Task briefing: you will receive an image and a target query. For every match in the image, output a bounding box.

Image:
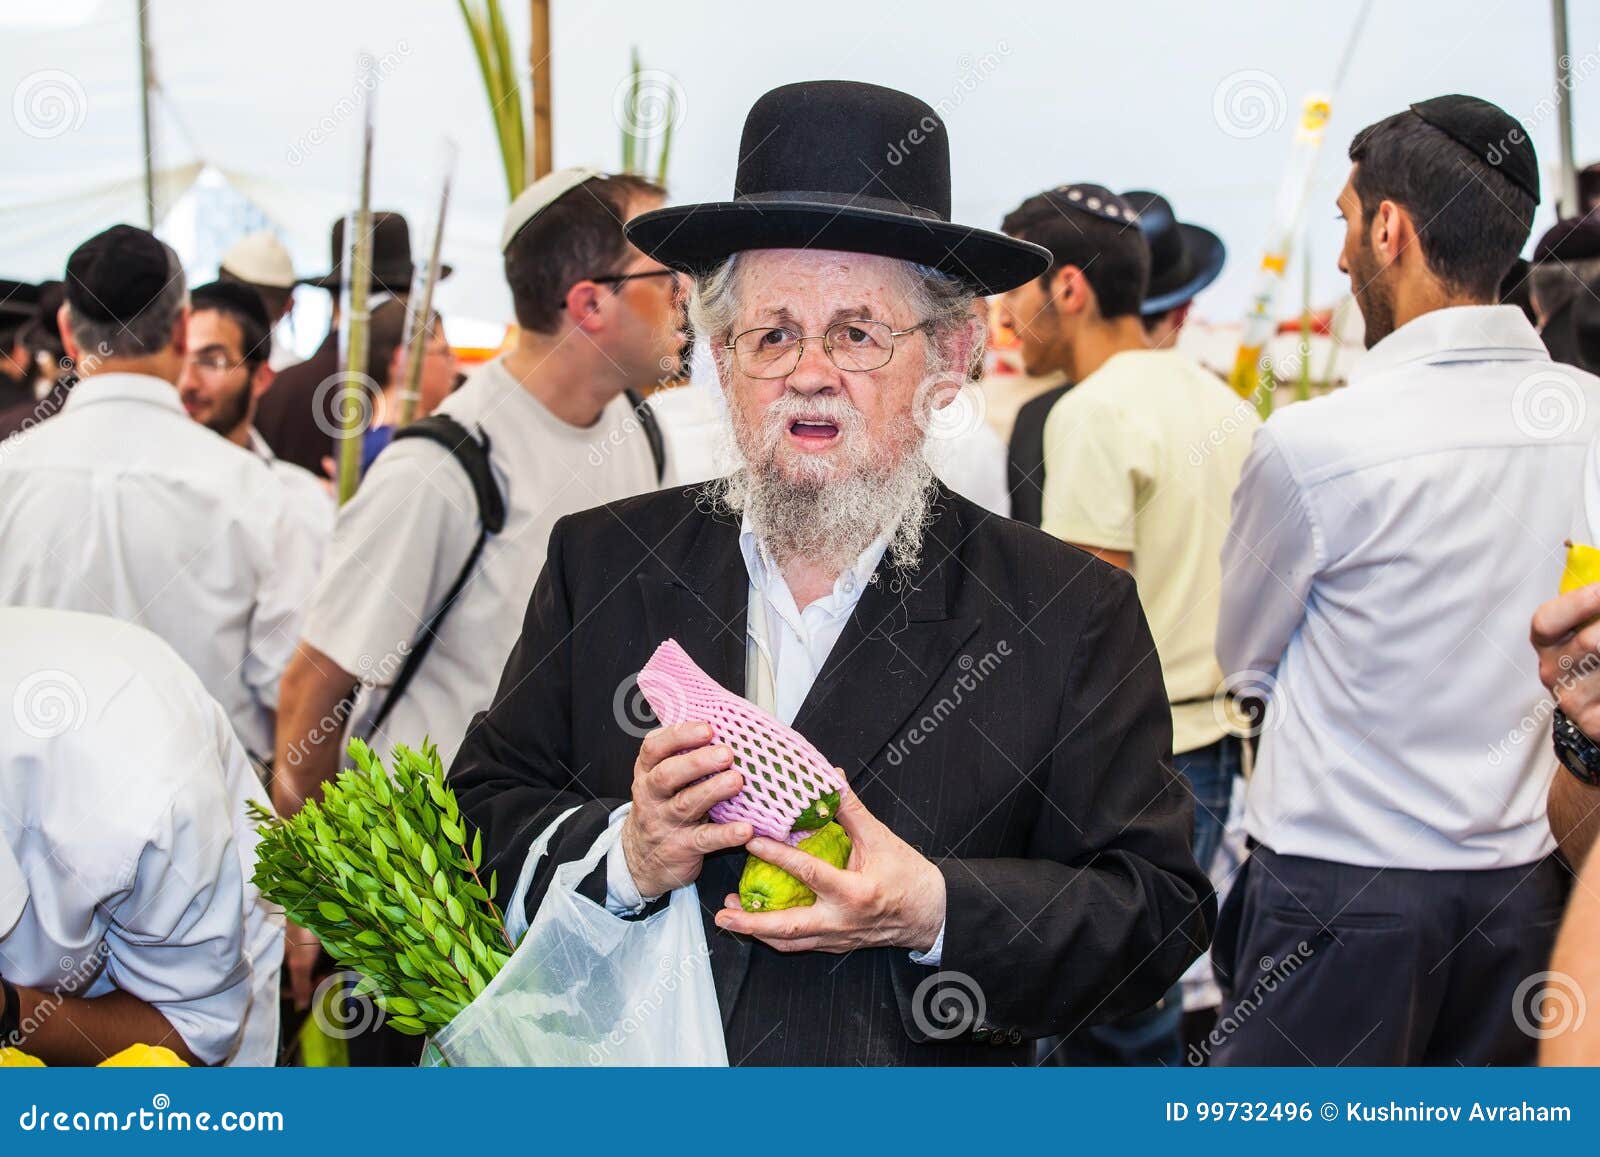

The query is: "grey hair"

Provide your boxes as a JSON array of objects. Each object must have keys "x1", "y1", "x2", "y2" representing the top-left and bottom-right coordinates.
[
  {"x1": 688, "y1": 252, "x2": 984, "y2": 380},
  {"x1": 1530, "y1": 256, "x2": 1600, "y2": 320},
  {"x1": 66, "y1": 249, "x2": 189, "y2": 361}
]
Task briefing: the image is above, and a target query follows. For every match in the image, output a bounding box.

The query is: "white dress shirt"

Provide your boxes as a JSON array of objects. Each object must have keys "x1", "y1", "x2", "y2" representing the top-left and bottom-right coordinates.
[
  {"x1": 249, "y1": 426, "x2": 336, "y2": 543},
  {"x1": 0, "y1": 607, "x2": 283, "y2": 1065},
  {"x1": 0, "y1": 373, "x2": 322, "y2": 759},
  {"x1": 1219, "y1": 305, "x2": 1600, "y2": 869},
  {"x1": 603, "y1": 516, "x2": 945, "y2": 964}
]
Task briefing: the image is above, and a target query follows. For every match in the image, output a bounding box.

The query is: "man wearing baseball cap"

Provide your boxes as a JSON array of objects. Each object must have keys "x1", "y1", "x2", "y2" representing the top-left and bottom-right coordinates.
[
  {"x1": 219, "y1": 230, "x2": 299, "y2": 371},
  {"x1": 0, "y1": 224, "x2": 322, "y2": 768}
]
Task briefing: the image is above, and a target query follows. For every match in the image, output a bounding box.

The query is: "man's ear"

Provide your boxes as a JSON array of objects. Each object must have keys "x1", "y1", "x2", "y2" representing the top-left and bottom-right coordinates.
[
  {"x1": 250, "y1": 363, "x2": 276, "y2": 401},
  {"x1": 1371, "y1": 199, "x2": 1412, "y2": 266},
  {"x1": 1052, "y1": 266, "x2": 1092, "y2": 318},
  {"x1": 56, "y1": 303, "x2": 79, "y2": 364},
  {"x1": 170, "y1": 305, "x2": 191, "y2": 358},
  {"x1": 563, "y1": 280, "x2": 604, "y2": 333}
]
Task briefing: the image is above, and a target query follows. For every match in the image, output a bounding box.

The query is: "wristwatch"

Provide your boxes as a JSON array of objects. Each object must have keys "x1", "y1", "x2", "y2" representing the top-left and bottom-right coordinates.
[{"x1": 1553, "y1": 709, "x2": 1600, "y2": 787}]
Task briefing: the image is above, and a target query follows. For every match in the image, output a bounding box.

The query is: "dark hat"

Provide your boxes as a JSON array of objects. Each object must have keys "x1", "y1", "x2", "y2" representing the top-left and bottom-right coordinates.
[
  {"x1": 1121, "y1": 190, "x2": 1226, "y2": 315},
  {"x1": 301, "y1": 211, "x2": 453, "y2": 294},
  {"x1": 1409, "y1": 94, "x2": 1540, "y2": 204},
  {"x1": 625, "y1": 80, "x2": 1049, "y2": 295},
  {"x1": 64, "y1": 224, "x2": 178, "y2": 325},
  {"x1": 190, "y1": 278, "x2": 272, "y2": 331},
  {"x1": 1534, "y1": 215, "x2": 1600, "y2": 265},
  {"x1": 0, "y1": 279, "x2": 41, "y2": 324}
]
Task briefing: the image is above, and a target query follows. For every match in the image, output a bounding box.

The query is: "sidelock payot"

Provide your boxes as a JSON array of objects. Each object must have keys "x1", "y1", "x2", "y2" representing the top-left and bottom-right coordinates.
[{"x1": 635, "y1": 639, "x2": 846, "y2": 841}]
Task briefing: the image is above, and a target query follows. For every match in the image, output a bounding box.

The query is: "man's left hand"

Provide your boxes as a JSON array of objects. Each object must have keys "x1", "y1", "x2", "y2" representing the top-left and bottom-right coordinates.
[{"x1": 713, "y1": 786, "x2": 946, "y2": 954}]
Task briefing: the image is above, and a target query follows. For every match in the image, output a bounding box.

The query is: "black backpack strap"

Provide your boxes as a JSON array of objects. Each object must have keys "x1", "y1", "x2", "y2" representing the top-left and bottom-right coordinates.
[
  {"x1": 361, "y1": 415, "x2": 505, "y2": 741},
  {"x1": 625, "y1": 387, "x2": 667, "y2": 483}
]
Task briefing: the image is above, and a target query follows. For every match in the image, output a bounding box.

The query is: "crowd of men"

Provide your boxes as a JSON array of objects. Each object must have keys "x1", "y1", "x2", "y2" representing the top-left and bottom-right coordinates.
[{"x1": 5, "y1": 78, "x2": 1600, "y2": 1068}]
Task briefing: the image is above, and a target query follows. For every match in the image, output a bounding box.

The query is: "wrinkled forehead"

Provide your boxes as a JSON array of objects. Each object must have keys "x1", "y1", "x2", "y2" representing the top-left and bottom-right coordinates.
[{"x1": 735, "y1": 249, "x2": 917, "y2": 325}]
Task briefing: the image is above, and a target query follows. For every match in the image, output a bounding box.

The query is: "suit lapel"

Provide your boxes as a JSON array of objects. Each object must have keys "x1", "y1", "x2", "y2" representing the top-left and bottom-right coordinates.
[
  {"x1": 791, "y1": 489, "x2": 981, "y2": 781},
  {"x1": 634, "y1": 504, "x2": 752, "y2": 1028}
]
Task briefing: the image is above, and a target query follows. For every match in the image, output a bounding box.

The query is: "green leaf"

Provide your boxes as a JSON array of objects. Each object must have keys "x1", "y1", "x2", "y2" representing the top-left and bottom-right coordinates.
[{"x1": 317, "y1": 900, "x2": 347, "y2": 923}]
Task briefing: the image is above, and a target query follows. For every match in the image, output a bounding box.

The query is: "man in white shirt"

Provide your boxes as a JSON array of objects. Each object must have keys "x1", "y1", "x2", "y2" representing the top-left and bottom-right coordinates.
[
  {"x1": 1215, "y1": 96, "x2": 1598, "y2": 1065},
  {"x1": 0, "y1": 226, "x2": 321, "y2": 764},
  {"x1": 180, "y1": 280, "x2": 335, "y2": 543},
  {"x1": 0, "y1": 607, "x2": 282, "y2": 1065},
  {"x1": 272, "y1": 168, "x2": 678, "y2": 1024},
  {"x1": 997, "y1": 182, "x2": 1255, "y2": 1066}
]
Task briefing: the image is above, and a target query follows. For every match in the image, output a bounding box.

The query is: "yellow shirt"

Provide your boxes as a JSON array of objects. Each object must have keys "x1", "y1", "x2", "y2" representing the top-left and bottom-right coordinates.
[{"x1": 1041, "y1": 349, "x2": 1260, "y2": 754}]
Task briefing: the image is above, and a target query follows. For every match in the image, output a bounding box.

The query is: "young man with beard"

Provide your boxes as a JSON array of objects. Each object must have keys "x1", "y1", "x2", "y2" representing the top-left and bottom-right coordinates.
[
  {"x1": 272, "y1": 169, "x2": 678, "y2": 1029},
  {"x1": 996, "y1": 184, "x2": 1254, "y2": 1066},
  {"x1": 1214, "y1": 96, "x2": 1600, "y2": 1065},
  {"x1": 450, "y1": 82, "x2": 1213, "y2": 1067},
  {"x1": 181, "y1": 280, "x2": 334, "y2": 542}
]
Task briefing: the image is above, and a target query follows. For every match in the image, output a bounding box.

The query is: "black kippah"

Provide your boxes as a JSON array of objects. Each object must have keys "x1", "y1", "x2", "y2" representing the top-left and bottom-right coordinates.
[
  {"x1": 1409, "y1": 94, "x2": 1540, "y2": 204},
  {"x1": 64, "y1": 224, "x2": 175, "y2": 325},
  {"x1": 190, "y1": 279, "x2": 271, "y2": 331}
]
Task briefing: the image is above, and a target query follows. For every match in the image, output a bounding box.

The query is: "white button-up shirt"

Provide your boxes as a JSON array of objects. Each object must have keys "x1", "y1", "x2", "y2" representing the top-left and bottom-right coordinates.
[
  {"x1": 1219, "y1": 305, "x2": 1600, "y2": 869},
  {"x1": 0, "y1": 607, "x2": 283, "y2": 1065},
  {"x1": 249, "y1": 426, "x2": 336, "y2": 544},
  {"x1": 0, "y1": 373, "x2": 321, "y2": 759}
]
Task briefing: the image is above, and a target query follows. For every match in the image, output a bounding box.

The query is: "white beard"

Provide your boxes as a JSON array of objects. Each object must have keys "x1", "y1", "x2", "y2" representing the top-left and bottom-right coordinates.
[{"x1": 713, "y1": 389, "x2": 937, "y2": 575}]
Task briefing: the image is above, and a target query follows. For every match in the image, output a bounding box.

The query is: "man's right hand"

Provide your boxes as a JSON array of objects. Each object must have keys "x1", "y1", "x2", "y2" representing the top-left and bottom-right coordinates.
[
  {"x1": 1533, "y1": 582, "x2": 1600, "y2": 739},
  {"x1": 285, "y1": 921, "x2": 324, "y2": 1012},
  {"x1": 619, "y1": 722, "x2": 750, "y2": 900}
]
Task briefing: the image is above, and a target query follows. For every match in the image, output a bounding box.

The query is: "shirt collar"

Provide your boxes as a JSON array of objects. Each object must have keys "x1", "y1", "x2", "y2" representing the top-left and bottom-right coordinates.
[
  {"x1": 248, "y1": 426, "x2": 277, "y2": 463},
  {"x1": 737, "y1": 513, "x2": 889, "y2": 612},
  {"x1": 1348, "y1": 305, "x2": 1548, "y2": 388},
  {"x1": 61, "y1": 371, "x2": 186, "y2": 416}
]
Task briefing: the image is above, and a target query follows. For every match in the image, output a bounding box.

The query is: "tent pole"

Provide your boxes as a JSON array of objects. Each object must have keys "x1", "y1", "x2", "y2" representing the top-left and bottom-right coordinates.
[
  {"x1": 529, "y1": 0, "x2": 552, "y2": 181},
  {"x1": 137, "y1": 0, "x2": 156, "y2": 228},
  {"x1": 1553, "y1": 0, "x2": 1578, "y2": 215}
]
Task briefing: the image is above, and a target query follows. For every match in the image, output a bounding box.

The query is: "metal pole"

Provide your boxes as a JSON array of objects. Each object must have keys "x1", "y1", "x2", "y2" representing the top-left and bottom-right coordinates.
[
  {"x1": 136, "y1": 0, "x2": 156, "y2": 229},
  {"x1": 1553, "y1": 0, "x2": 1578, "y2": 216}
]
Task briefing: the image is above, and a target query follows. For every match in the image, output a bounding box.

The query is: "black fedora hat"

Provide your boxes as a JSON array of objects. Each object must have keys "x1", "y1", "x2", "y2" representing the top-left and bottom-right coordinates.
[
  {"x1": 625, "y1": 80, "x2": 1048, "y2": 296},
  {"x1": 301, "y1": 210, "x2": 453, "y2": 295},
  {"x1": 1121, "y1": 190, "x2": 1225, "y2": 316}
]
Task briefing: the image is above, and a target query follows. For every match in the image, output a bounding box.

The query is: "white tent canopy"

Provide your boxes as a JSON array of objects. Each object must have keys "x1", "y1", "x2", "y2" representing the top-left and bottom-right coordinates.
[{"x1": 5, "y1": 0, "x2": 1599, "y2": 329}]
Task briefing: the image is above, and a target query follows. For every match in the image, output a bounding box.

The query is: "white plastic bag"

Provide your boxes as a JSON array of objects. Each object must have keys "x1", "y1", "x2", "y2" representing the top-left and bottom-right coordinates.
[{"x1": 432, "y1": 807, "x2": 728, "y2": 1066}]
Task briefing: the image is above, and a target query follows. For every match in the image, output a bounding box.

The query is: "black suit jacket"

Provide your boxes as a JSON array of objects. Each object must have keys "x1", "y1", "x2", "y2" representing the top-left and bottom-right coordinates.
[
  {"x1": 1006, "y1": 383, "x2": 1072, "y2": 529},
  {"x1": 255, "y1": 332, "x2": 338, "y2": 475},
  {"x1": 451, "y1": 483, "x2": 1213, "y2": 1065}
]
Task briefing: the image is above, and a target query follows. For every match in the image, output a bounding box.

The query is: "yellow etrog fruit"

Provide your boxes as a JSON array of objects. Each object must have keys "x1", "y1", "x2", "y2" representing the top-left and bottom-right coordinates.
[
  {"x1": 97, "y1": 1044, "x2": 188, "y2": 1067},
  {"x1": 739, "y1": 821, "x2": 852, "y2": 912},
  {"x1": 0, "y1": 1047, "x2": 44, "y2": 1067},
  {"x1": 1561, "y1": 541, "x2": 1600, "y2": 594}
]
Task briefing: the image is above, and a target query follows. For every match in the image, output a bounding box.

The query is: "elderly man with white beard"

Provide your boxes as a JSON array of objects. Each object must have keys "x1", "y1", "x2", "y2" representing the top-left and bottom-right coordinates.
[{"x1": 450, "y1": 81, "x2": 1213, "y2": 1066}]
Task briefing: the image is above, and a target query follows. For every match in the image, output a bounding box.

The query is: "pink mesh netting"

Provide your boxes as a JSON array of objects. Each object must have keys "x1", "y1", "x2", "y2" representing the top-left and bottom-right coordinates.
[{"x1": 636, "y1": 638, "x2": 845, "y2": 841}]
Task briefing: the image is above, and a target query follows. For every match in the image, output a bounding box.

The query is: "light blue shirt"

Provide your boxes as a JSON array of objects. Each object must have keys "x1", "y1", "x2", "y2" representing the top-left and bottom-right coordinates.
[{"x1": 604, "y1": 516, "x2": 944, "y2": 964}]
